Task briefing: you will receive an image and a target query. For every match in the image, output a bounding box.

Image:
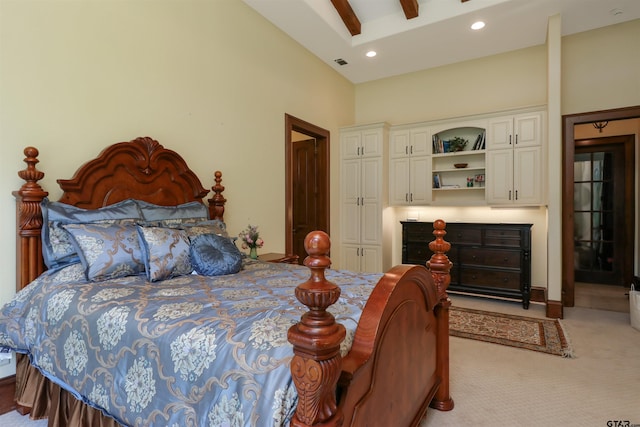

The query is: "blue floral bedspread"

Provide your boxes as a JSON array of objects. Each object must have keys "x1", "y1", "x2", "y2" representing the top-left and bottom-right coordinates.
[{"x1": 0, "y1": 259, "x2": 382, "y2": 427}]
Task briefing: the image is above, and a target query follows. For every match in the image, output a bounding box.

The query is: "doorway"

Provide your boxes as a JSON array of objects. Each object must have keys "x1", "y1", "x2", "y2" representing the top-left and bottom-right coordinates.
[
  {"x1": 573, "y1": 136, "x2": 634, "y2": 286},
  {"x1": 562, "y1": 105, "x2": 640, "y2": 307},
  {"x1": 285, "y1": 114, "x2": 330, "y2": 263}
]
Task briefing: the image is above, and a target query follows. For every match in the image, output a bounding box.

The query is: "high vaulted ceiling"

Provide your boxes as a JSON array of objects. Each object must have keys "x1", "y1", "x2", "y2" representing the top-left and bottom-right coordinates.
[{"x1": 242, "y1": 0, "x2": 640, "y2": 84}]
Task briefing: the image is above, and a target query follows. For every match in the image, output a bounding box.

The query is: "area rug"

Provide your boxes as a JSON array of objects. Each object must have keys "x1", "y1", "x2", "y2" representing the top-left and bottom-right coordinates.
[{"x1": 449, "y1": 306, "x2": 575, "y2": 358}]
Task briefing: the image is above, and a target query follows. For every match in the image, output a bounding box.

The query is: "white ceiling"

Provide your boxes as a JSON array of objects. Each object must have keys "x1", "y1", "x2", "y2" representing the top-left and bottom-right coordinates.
[{"x1": 242, "y1": 0, "x2": 640, "y2": 84}]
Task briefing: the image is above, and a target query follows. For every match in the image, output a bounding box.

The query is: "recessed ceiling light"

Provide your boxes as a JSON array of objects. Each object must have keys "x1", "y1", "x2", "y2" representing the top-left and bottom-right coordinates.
[
  {"x1": 471, "y1": 21, "x2": 485, "y2": 30},
  {"x1": 366, "y1": 50, "x2": 377, "y2": 58}
]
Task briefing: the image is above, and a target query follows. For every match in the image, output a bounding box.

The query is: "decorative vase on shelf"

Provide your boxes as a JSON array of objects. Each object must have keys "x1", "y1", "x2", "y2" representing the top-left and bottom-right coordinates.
[{"x1": 249, "y1": 247, "x2": 258, "y2": 260}]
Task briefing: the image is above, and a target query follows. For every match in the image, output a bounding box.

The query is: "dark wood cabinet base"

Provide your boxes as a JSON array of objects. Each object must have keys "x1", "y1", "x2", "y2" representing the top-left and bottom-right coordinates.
[{"x1": 402, "y1": 221, "x2": 532, "y2": 308}]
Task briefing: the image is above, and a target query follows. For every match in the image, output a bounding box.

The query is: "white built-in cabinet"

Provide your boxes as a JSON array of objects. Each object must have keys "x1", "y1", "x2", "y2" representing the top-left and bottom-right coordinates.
[
  {"x1": 486, "y1": 112, "x2": 545, "y2": 205},
  {"x1": 430, "y1": 121, "x2": 487, "y2": 205},
  {"x1": 340, "y1": 123, "x2": 389, "y2": 273},
  {"x1": 389, "y1": 126, "x2": 431, "y2": 205},
  {"x1": 385, "y1": 107, "x2": 546, "y2": 207}
]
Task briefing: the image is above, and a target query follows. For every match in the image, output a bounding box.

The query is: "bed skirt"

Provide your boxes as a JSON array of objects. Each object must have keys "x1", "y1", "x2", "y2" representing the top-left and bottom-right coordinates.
[{"x1": 15, "y1": 354, "x2": 119, "y2": 427}]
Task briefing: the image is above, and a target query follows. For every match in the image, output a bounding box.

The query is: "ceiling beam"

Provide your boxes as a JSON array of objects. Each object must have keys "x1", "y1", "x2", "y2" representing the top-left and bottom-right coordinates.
[
  {"x1": 330, "y1": 0, "x2": 361, "y2": 36},
  {"x1": 399, "y1": 0, "x2": 419, "y2": 19}
]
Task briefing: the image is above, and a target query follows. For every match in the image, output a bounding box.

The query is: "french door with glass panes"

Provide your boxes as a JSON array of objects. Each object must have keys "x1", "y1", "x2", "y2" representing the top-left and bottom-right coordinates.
[{"x1": 573, "y1": 138, "x2": 633, "y2": 286}]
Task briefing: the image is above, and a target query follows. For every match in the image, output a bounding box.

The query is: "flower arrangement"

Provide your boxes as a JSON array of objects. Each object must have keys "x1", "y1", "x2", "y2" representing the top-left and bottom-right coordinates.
[{"x1": 239, "y1": 224, "x2": 264, "y2": 259}]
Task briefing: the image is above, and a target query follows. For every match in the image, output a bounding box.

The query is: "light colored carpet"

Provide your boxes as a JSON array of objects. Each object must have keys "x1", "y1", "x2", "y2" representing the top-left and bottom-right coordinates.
[
  {"x1": 422, "y1": 295, "x2": 639, "y2": 426},
  {"x1": 2, "y1": 295, "x2": 637, "y2": 427}
]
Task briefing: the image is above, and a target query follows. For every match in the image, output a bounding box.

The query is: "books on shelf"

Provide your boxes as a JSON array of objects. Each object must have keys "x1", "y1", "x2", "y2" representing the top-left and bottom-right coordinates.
[
  {"x1": 433, "y1": 173, "x2": 441, "y2": 188},
  {"x1": 432, "y1": 130, "x2": 485, "y2": 153},
  {"x1": 471, "y1": 131, "x2": 486, "y2": 150}
]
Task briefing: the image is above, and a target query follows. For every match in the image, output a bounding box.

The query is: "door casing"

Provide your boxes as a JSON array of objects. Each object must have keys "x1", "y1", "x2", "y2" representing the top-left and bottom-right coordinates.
[
  {"x1": 562, "y1": 105, "x2": 640, "y2": 306},
  {"x1": 285, "y1": 114, "x2": 330, "y2": 261}
]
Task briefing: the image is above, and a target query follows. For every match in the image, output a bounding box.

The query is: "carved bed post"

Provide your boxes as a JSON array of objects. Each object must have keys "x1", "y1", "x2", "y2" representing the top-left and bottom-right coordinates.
[
  {"x1": 13, "y1": 147, "x2": 48, "y2": 292},
  {"x1": 288, "y1": 231, "x2": 346, "y2": 427},
  {"x1": 426, "y1": 219, "x2": 455, "y2": 411},
  {"x1": 208, "y1": 170, "x2": 226, "y2": 221}
]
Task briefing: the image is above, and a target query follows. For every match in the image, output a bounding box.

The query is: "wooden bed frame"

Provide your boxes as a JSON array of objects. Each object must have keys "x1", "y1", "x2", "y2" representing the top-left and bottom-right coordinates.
[{"x1": 13, "y1": 137, "x2": 454, "y2": 426}]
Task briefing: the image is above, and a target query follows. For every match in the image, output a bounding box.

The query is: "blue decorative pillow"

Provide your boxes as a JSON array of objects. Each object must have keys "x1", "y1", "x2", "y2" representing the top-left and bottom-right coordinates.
[
  {"x1": 183, "y1": 220, "x2": 229, "y2": 239},
  {"x1": 137, "y1": 226, "x2": 193, "y2": 282},
  {"x1": 63, "y1": 223, "x2": 145, "y2": 282},
  {"x1": 190, "y1": 233, "x2": 243, "y2": 276},
  {"x1": 136, "y1": 200, "x2": 209, "y2": 226},
  {"x1": 41, "y1": 198, "x2": 143, "y2": 269}
]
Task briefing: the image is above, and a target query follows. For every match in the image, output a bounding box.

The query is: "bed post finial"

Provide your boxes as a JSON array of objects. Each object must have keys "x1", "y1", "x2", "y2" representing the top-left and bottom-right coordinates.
[
  {"x1": 288, "y1": 231, "x2": 345, "y2": 427},
  {"x1": 13, "y1": 147, "x2": 49, "y2": 291},
  {"x1": 427, "y1": 219, "x2": 454, "y2": 411},
  {"x1": 208, "y1": 171, "x2": 226, "y2": 221},
  {"x1": 427, "y1": 219, "x2": 452, "y2": 297}
]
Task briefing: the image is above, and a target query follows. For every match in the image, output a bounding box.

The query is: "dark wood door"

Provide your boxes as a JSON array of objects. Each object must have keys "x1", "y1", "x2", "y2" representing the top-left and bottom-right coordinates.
[
  {"x1": 574, "y1": 136, "x2": 634, "y2": 286},
  {"x1": 291, "y1": 139, "x2": 327, "y2": 263},
  {"x1": 285, "y1": 114, "x2": 330, "y2": 264}
]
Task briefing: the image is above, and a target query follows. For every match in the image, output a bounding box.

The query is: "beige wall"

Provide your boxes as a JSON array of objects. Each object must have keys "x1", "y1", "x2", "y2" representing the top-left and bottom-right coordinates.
[
  {"x1": 0, "y1": 0, "x2": 355, "y2": 313},
  {"x1": 562, "y1": 20, "x2": 640, "y2": 115}
]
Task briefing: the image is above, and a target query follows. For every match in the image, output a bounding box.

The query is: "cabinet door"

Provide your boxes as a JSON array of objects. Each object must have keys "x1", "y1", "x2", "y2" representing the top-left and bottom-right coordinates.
[
  {"x1": 487, "y1": 117, "x2": 514, "y2": 150},
  {"x1": 361, "y1": 202, "x2": 381, "y2": 246},
  {"x1": 390, "y1": 157, "x2": 411, "y2": 205},
  {"x1": 361, "y1": 128, "x2": 383, "y2": 157},
  {"x1": 341, "y1": 131, "x2": 362, "y2": 159},
  {"x1": 361, "y1": 245, "x2": 382, "y2": 273},
  {"x1": 514, "y1": 113, "x2": 542, "y2": 148},
  {"x1": 513, "y1": 146, "x2": 542, "y2": 205},
  {"x1": 486, "y1": 149, "x2": 514, "y2": 204},
  {"x1": 410, "y1": 127, "x2": 431, "y2": 156},
  {"x1": 361, "y1": 157, "x2": 382, "y2": 245},
  {"x1": 341, "y1": 245, "x2": 362, "y2": 272},
  {"x1": 390, "y1": 130, "x2": 410, "y2": 159},
  {"x1": 341, "y1": 159, "x2": 361, "y2": 244},
  {"x1": 361, "y1": 157, "x2": 381, "y2": 205},
  {"x1": 409, "y1": 156, "x2": 431, "y2": 205}
]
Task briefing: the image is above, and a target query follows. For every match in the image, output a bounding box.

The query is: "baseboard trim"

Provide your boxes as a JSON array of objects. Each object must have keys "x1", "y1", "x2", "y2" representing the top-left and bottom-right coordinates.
[
  {"x1": 0, "y1": 375, "x2": 16, "y2": 415},
  {"x1": 546, "y1": 299, "x2": 564, "y2": 319},
  {"x1": 530, "y1": 286, "x2": 546, "y2": 304}
]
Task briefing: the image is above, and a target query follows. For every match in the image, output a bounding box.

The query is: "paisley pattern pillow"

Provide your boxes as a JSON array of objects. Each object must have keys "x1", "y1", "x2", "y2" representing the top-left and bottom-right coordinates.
[
  {"x1": 137, "y1": 226, "x2": 193, "y2": 282},
  {"x1": 190, "y1": 234, "x2": 243, "y2": 276},
  {"x1": 183, "y1": 220, "x2": 230, "y2": 239},
  {"x1": 41, "y1": 198, "x2": 143, "y2": 269},
  {"x1": 63, "y1": 223, "x2": 145, "y2": 282},
  {"x1": 136, "y1": 200, "x2": 208, "y2": 224}
]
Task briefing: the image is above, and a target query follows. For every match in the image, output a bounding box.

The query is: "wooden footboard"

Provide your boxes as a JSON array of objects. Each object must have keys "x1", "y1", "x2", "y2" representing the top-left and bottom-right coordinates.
[{"x1": 288, "y1": 222, "x2": 453, "y2": 427}]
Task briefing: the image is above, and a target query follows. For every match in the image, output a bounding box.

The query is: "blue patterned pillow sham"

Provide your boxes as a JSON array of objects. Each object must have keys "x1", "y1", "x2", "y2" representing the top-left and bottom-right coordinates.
[
  {"x1": 182, "y1": 219, "x2": 229, "y2": 239},
  {"x1": 63, "y1": 223, "x2": 145, "y2": 282},
  {"x1": 137, "y1": 226, "x2": 193, "y2": 282},
  {"x1": 136, "y1": 200, "x2": 209, "y2": 226},
  {"x1": 190, "y1": 233, "x2": 243, "y2": 276},
  {"x1": 41, "y1": 198, "x2": 143, "y2": 269}
]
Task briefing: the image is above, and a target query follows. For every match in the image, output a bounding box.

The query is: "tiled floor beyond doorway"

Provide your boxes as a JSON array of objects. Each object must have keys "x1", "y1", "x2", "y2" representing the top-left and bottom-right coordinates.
[{"x1": 574, "y1": 281, "x2": 630, "y2": 313}]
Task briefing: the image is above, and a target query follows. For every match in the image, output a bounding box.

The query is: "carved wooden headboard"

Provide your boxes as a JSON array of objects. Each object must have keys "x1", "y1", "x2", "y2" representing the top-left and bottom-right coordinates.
[{"x1": 14, "y1": 136, "x2": 227, "y2": 290}]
